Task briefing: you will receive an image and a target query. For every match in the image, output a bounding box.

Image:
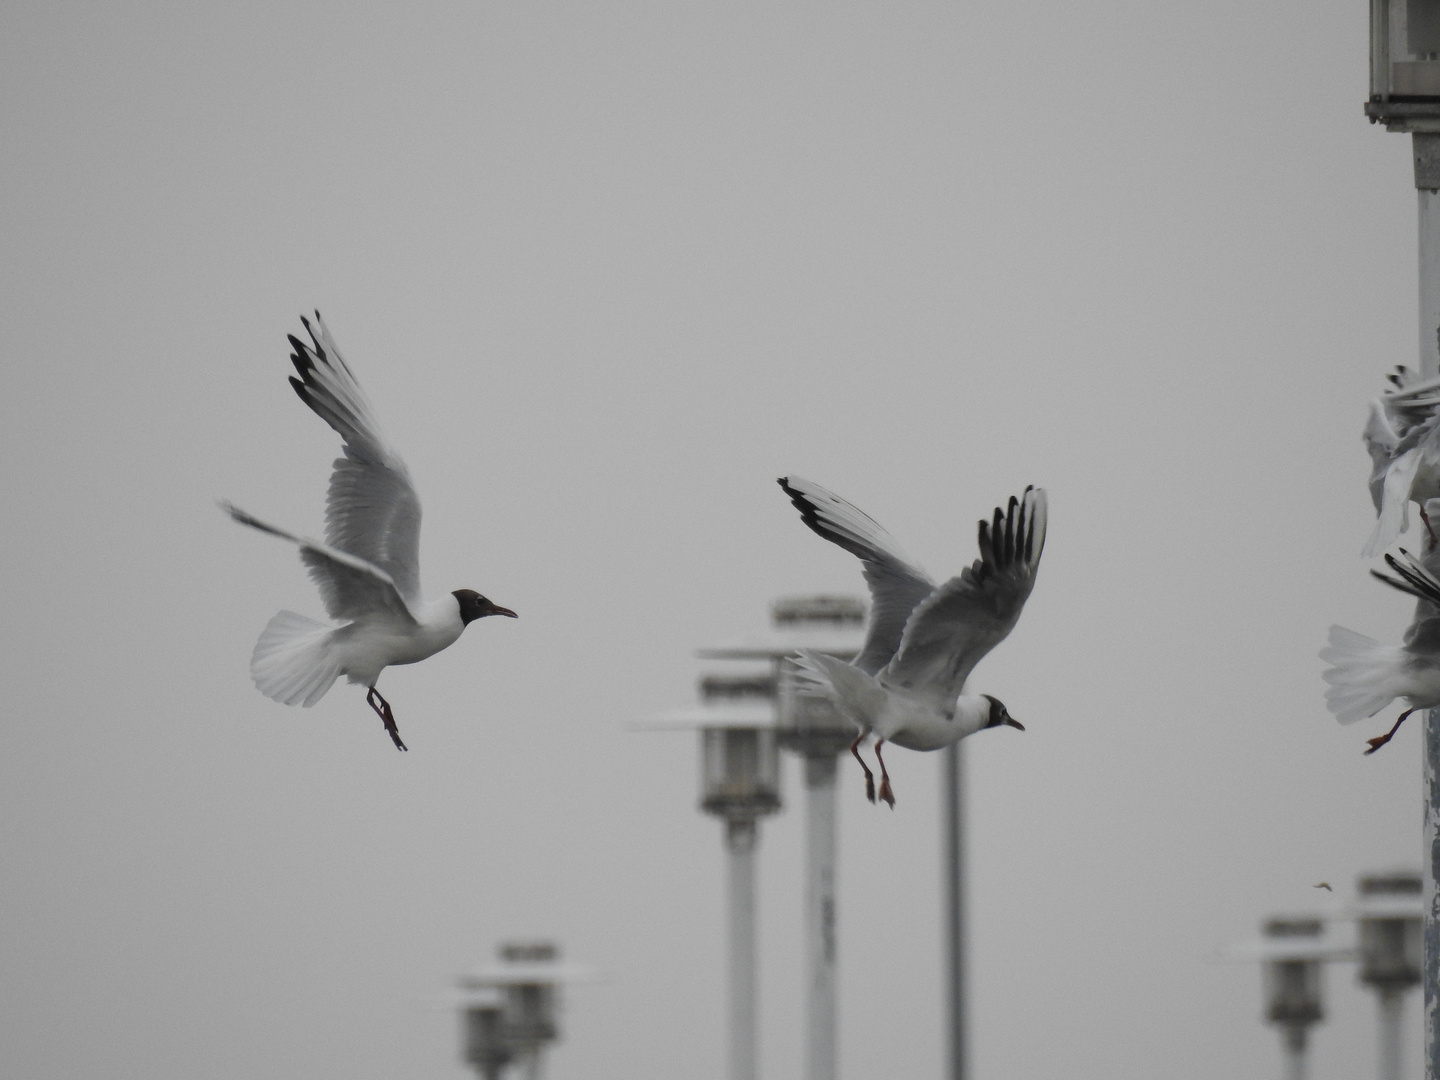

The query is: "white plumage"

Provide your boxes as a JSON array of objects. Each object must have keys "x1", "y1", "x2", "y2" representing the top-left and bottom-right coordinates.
[
  {"x1": 777, "y1": 476, "x2": 1046, "y2": 806},
  {"x1": 1322, "y1": 525, "x2": 1440, "y2": 753},
  {"x1": 224, "y1": 313, "x2": 516, "y2": 750},
  {"x1": 1362, "y1": 365, "x2": 1440, "y2": 557}
]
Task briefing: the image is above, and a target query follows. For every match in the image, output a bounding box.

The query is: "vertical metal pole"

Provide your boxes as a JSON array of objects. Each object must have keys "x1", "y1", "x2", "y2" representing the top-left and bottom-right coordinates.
[
  {"x1": 727, "y1": 818, "x2": 760, "y2": 1080},
  {"x1": 1282, "y1": 1027, "x2": 1308, "y2": 1080},
  {"x1": 942, "y1": 741, "x2": 967, "y2": 1080},
  {"x1": 1380, "y1": 989, "x2": 1405, "y2": 1080},
  {"x1": 1416, "y1": 130, "x2": 1440, "y2": 1080},
  {"x1": 805, "y1": 753, "x2": 839, "y2": 1080}
]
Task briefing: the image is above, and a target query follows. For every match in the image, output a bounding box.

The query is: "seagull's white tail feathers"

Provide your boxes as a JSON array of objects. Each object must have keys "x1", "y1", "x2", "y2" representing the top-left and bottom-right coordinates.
[
  {"x1": 791, "y1": 649, "x2": 884, "y2": 728},
  {"x1": 251, "y1": 610, "x2": 342, "y2": 707},
  {"x1": 1320, "y1": 626, "x2": 1404, "y2": 724}
]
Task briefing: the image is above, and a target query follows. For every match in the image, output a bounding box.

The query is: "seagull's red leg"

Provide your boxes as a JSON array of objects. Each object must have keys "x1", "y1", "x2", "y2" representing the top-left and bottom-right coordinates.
[
  {"x1": 367, "y1": 686, "x2": 409, "y2": 752},
  {"x1": 875, "y1": 738, "x2": 895, "y2": 809},
  {"x1": 1365, "y1": 707, "x2": 1416, "y2": 755},
  {"x1": 849, "y1": 733, "x2": 876, "y2": 804},
  {"x1": 1423, "y1": 506, "x2": 1439, "y2": 546}
]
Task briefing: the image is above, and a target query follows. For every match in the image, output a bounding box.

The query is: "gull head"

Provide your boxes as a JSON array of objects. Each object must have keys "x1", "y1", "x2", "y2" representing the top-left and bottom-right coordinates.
[
  {"x1": 453, "y1": 589, "x2": 519, "y2": 624},
  {"x1": 981, "y1": 694, "x2": 1025, "y2": 732}
]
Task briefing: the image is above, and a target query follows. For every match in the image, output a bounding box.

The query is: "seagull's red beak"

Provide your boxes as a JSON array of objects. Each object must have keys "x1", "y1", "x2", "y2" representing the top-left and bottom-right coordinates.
[
  {"x1": 1004, "y1": 716, "x2": 1025, "y2": 731},
  {"x1": 487, "y1": 604, "x2": 519, "y2": 619}
]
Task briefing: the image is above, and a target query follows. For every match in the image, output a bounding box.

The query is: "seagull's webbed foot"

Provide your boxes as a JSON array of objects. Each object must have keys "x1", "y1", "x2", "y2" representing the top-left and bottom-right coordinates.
[
  {"x1": 849, "y1": 733, "x2": 876, "y2": 804},
  {"x1": 874, "y1": 738, "x2": 895, "y2": 809},
  {"x1": 1365, "y1": 707, "x2": 1416, "y2": 755},
  {"x1": 367, "y1": 686, "x2": 409, "y2": 752}
]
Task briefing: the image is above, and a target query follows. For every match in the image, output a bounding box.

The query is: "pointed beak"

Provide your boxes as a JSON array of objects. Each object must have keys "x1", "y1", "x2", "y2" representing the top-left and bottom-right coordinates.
[
  {"x1": 1004, "y1": 716, "x2": 1025, "y2": 731},
  {"x1": 488, "y1": 604, "x2": 519, "y2": 619}
]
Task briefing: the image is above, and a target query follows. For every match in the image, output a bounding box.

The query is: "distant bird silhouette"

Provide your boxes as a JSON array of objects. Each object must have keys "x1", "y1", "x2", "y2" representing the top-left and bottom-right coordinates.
[
  {"x1": 777, "y1": 476, "x2": 1045, "y2": 807},
  {"x1": 224, "y1": 313, "x2": 516, "y2": 750}
]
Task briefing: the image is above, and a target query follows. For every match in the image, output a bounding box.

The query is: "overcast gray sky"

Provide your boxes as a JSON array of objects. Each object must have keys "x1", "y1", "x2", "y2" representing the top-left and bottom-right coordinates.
[{"x1": 0, "y1": 2, "x2": 1428, "y2": 1078}]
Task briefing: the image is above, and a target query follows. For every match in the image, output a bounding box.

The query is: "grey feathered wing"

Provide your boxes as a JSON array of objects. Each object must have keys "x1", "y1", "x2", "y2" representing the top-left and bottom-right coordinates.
[
  {"x1": 880, "y1": 487, "x2": 1047, "y2": 708},
  {"x1": 288, "y1": 312, "x2": 423, "y2": 610},
  {"x1": 222, "y1": 502, "x2": 417, "y2": 627},
  {"x1": 777, "y1": 476, "x2": 936, "y2": 675}
]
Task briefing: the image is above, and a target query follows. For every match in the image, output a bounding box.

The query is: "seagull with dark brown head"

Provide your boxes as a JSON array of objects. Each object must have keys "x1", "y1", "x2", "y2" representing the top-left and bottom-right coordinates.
[
  {"x1": 777, "y1": 476, "x2": 1046, "y2": 807},
  {"x1": 223, "y1": 312, "x2": 516, "y2": 750}
]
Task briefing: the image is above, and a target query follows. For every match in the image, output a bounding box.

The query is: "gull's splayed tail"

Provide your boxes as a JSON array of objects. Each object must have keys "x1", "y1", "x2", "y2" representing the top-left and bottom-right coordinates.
[
  {"x1": 1320, "y1": 625, "x2": 1404, "y2": 724},
  {"x1": 250, "y1": 610, "x2": 342, "y2": 707},
  {"x1": 790, "y1": 649, "x2": 886, "y2": 725}
]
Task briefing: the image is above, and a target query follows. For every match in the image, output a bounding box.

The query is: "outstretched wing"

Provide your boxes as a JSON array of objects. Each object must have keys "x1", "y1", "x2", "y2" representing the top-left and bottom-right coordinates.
[
  {"x1": 288, "y1": 313, "x2": 423, "y2": 606},
  {"x1": 777, "y1": 476, "x2": 936, "y2": 675},
  {"x1": 223, "y1": 502, "x2": 417, "y2": 626},
  {"x1": 881, "y1": 486, "x2": 1047, "y2": 705}
]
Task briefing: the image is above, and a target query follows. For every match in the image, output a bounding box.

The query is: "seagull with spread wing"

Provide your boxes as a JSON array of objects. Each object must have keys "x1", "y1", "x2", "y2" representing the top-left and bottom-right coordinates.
[
  {"x1": 1322, "y1": 521, "x2": 1440, "y2": 754},
  {"x1": 223, "y1": 313, "x2": 516, "y2": 751},
  {"x1": 777, "y1": 476, "x2": 1046, "y2": 807}
]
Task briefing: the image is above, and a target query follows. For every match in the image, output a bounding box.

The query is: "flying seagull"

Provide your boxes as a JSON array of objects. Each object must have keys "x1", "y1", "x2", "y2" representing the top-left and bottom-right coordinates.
[
  {"x1": 1321, "y1": 527, "x2": 1440, "y2": 754},
  {"x1": 223, "y1": 312, "x2": 516, "y2": 750},
  {"x1": 776, "y1": 476, "x2": 1046, "y2": 807},
  {"x1": 1362, "y1": 364, "x2": 1440, "y2": 557}
]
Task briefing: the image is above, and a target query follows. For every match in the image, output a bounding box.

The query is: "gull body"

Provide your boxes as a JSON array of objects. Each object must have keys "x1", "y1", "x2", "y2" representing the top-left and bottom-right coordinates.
[
  {"x1": 225, "y1": 313, "x2": 516, "y2": 750},
  {"x1": 778, "y1": 476, "x2": 1046, "y2": 805}
]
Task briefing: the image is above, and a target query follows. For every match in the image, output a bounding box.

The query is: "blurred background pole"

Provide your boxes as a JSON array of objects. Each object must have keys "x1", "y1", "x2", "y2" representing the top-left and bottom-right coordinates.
[
  {"x1": 942, "y1": 741, "x2": 967, "y2": 1080},
  {"x1": 803, "y1": 751, "x2": 839, "y2": 1080},
  {"x1": 697, "y1": 679, "x2": 783, "y2": 1080},
  {"x1": 1260, "y1": 918, "x2": 1326, "y2": 1080},
  {"x1": 456, "y1": 941, "x2": 593, "y2": 1080},
  {"x1": 697, "y1": 596, "x2": 862, "y2": 1080},
  {"x1": 1365, "y1": 9, "x2": 1440, "y2": 1075},
  {"x1": 1356, "y1": 871, "x2": 1424, "y2": 1080},
  {"x1": 769, "y1": 596, "x2": 865, "y2": 1080}
]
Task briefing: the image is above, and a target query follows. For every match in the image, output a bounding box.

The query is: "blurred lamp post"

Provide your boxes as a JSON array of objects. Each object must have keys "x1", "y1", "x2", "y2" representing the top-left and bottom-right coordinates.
[
  {"x1": 701, "y1": 595, "x2": 864, "y2": 1080},
  {"x1": 693, "y1": 671, "x2": 783, "y2": 1080},
  {"x1": 1260, "y1": 917, "x2": 1327, "y2": 1080},
  {"x1": 1366, "y1": 10, "x2": 1440, "y2": 1074},
  {"x1": 1355, "y1": 871, "x2": 1424, "y2": 1080},
  {"x1": 461, "y1": 985, "x2": 514, "y2": 1080},
  {"x1": 457, "y1": 941, "x2": 592, "y2": 1080}
]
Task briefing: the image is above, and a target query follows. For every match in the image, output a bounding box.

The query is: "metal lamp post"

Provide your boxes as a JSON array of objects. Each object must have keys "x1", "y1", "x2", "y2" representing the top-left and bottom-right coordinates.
[
  {"x1": 700, "y1": 595, "x2": 864, "y2": 1080},
  {"x1": 1355, "y1": 871, "x2": 1424, "y2": 1080},
  {"x1": 1367, "y1": 11, "x2": 1440, "y2": 1074},
  {"x1": 1261, "y1": 918, "x2": 1327, "y2": 1080},
  {"x1": 1223, "y1": 914, "x2": 1341, "y2": 1080},
  {"x1": 461, "y1": 985, "x2": 514, "y2": 1080},
  {"x1": 457, "y1": 941, "x2": 592, "y2": 1080},
  {"x1": 697, "y1": 673, "x2": 783, "y2": 1080}
]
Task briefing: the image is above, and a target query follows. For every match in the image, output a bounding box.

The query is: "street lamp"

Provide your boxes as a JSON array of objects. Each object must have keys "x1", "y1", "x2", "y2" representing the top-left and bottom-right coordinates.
[
  {"x1": 1364, "y1": 8, "x2": 1440, "y2": 1074},
  {"x1": 1222, "y1": 914, "x2": 1341, "y2": 1080},
  {"x1": 1354, "y1": 871, "x2": 1424, "y2": 1080},
  {"x1": 461, "y1": 985, "x2": 514, "y2": 1080},
  {"x1": 699, "y1": 595, "x2": 864, "y2": 1080},
  {"x1": 1261, "y1": 918, "x2": 1327, "y2": 1080},
  {"x1": 695, "y1": 672, "x2": 783, "y2": 1080},
  {"x1": 457, "y1": 941, "x2": 592, "y2": 1080}
]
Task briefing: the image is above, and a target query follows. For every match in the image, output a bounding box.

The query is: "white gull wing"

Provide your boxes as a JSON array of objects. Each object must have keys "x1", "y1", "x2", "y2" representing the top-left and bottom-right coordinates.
[
  {"x1": 778, "y1": 476, "x2": 936, "y2": 675},
  {"x1": 288, "y1": 313, "x2": 423, "y2": 606},
  {"x1": 880, "y1": 486, "x2": 1047, "y2": 707},
  {"x1": 222, "y1": 502, "x2": 418, "y2": 626},
  {"x1": 1363, "y1": 398, "x2": 1401, "y2": 514}
]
